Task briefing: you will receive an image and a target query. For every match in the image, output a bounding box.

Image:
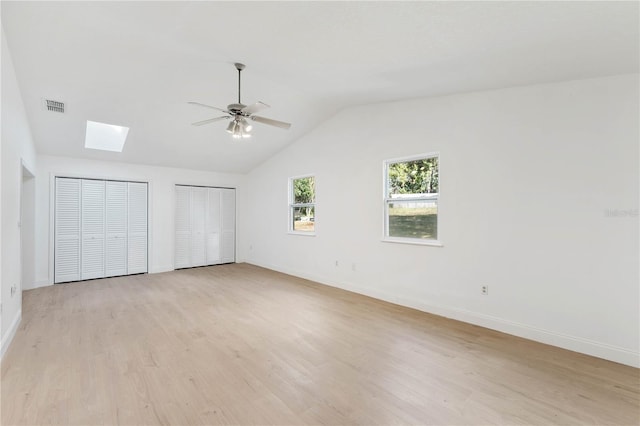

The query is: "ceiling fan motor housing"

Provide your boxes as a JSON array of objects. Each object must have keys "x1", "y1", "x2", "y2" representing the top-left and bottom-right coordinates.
[{"x1": 227, "y1": 103, "x2": 247, "y2": 114}]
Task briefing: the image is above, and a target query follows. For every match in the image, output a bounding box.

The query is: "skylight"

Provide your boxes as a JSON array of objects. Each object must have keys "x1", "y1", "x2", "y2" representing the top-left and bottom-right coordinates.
[{"x1": 84, "y1": 120, "x2": 129, "y2": 152}]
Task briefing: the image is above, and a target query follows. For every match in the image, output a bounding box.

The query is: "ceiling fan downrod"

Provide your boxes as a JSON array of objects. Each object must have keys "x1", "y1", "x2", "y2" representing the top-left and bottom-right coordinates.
[{"x1": 235, "y1": 62, "x2": 245, "y2": 105}]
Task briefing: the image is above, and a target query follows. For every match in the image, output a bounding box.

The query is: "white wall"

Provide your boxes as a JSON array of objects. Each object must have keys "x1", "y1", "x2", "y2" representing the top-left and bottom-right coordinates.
[
  {"x1": 0, "y1": 31, "x2": 3, "y2": 348},
  {"x1": 245, "y1": 74, "x2": 640, "y2": 367},
  {"x1": 1, "y1": 27, "x2": 38, "y2": 356},
  {"x1": 34, "y1": 156, "x2": 247, "y2": 288}
]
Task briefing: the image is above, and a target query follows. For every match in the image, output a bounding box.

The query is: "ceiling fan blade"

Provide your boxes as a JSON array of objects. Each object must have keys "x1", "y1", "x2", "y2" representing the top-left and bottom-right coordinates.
[
  {"x1": 191, "y1": 116, "x2": 229, "y2": 126},
  {"x1": 188, "y1": 102, "x2": 229, "y2": 113},
  {"x1": 251, "y1": 115, "x2": 291, "y2": 129},
  {"x1": 241, "y1": 101, "x2": 270, "y2": 115}
]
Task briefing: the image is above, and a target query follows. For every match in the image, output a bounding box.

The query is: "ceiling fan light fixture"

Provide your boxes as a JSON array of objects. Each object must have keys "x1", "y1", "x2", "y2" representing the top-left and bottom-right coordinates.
[
  {"x1": 239, "y1": 118, "x2": 252, "y2": 133},
  {"x1": 228, "y1": 118, "x2": 251, "y2": 140}
]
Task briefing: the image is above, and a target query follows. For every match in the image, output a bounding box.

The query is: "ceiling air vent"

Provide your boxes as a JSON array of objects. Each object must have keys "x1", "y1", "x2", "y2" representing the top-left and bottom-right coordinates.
[{"x1": 44, "y1": 99, "x2": 65, "y2": 113}]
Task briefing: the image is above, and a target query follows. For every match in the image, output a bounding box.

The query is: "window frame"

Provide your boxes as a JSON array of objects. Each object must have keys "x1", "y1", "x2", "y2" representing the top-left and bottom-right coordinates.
[
  {"x1": 288, "y1": 174, "x2": 316, "y2": 236},
  {"x1": 382, "y1": 152, "x2": 442, "y2": 246}
]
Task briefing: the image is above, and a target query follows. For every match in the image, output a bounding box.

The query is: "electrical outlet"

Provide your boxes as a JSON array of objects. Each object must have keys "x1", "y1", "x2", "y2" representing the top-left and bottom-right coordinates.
[
  {"x1": 481, "y1": 285, "x2": 489, "y2": 295},
  {"x1": 11, "y1": 285, "x2": 16, "y2": 297},
  {"x1": 335, "y1": 260, "x2": 339, "y2": 267}
]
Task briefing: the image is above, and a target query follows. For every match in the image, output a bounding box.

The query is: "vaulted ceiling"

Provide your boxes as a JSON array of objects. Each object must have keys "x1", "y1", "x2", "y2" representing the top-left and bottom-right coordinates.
[{"x1": 2, "y1": 1, "x2": 638, "y2": 173}]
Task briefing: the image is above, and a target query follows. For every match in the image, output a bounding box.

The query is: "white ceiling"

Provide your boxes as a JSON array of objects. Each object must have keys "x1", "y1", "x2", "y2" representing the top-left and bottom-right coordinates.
[{"x1": 2, "y1": 1, "x2": 638, "y2": 173}]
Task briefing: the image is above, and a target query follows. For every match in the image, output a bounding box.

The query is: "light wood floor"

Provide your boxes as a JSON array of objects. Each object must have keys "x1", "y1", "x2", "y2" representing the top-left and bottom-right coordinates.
[{"x1": 1, "y1": 264, "x2": 638, "y2": 425}]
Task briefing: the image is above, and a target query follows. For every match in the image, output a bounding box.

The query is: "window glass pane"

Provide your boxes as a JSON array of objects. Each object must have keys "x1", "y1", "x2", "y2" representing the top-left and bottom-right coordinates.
[
  {"x1": 293, "y1": 177, "x2": 315, "y2": 204},
  {"x1": 388, "y1": 157, "x2": 438, "y2": 196},
  {"x1": 388, "y1": 200, "x2": 437, "y2": 240},
  {"x1": 292, "y1": 206, "x2": 315, "y2": 232}
]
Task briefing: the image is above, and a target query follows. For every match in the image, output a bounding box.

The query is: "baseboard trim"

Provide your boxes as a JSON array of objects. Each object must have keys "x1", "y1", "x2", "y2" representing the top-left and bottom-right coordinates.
[
  {"x1": 151, "y1": 265, "x2": 175, "y2": 274},
  {"x1": 248, "y1": 259, "x2": 640, "y2": 368},
  {"x1": 28, "y1": 280, "x2": 49, "y2": 290},
  {"x1": 395, "y1": 297, "x2": 640, "y2": 368},
  {"x1": 1, "y1": 309, "x2": 22, "y2": 360}
]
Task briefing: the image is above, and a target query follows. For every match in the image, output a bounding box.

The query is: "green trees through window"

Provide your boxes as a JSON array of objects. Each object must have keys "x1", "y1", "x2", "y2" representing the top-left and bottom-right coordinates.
[
  {"x1": 290, "y1": 176, "x2": 315, "y2": 232},
  {"x1": 385, "y1": 155, "x2": 439, "y2": 241},
  {"x1": 388, "y1": 158, "x2": 438, "y2": 195}
]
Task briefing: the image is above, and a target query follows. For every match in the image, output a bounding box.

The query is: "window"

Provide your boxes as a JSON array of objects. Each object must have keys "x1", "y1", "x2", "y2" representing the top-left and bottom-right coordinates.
[
  {"x1": 383, "y1": 153, "x2": 440, "y2": 245},
  {"x1": 289, "y1": 176, "x2": 315, "y2": 234}
]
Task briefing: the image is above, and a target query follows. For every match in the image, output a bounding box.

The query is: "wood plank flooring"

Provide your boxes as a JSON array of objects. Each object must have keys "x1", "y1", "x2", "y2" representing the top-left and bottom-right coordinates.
[{"x1": 1, "y1": 263, "x2": 638, "y2": 425}]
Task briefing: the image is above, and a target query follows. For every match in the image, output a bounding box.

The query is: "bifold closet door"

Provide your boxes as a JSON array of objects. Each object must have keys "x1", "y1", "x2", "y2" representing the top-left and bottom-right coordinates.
[
  {"x1": 175, "y1": 186, "x2": 191, "y2": 269},
  {"x1": 55, "y1": 178, "x2": 81, "y2": 283},
  {"x1": 221, "y1": 188, "x2": 236, "y2": 263},
  {"x1": 105, "y1": 181, "x2": 128, "y2": 277},
  {"x1": 206, "y1": 188, "x2": 222, "y2": 265},
  {"x1": 190, "y1": 187, "x2": 207, "y2": 267},
  {"x1": 55, "y1": 178, "x2": 148, "y2": 283},
  {"x1": 81, "y1": 180, "x2": 106, "y2": 280},
  {"x1": 127, "y1": 182, "x2": 148, "y2": 274},
  {"x1": 174, "y1": 185, "x2": 235, "y2": 269}
]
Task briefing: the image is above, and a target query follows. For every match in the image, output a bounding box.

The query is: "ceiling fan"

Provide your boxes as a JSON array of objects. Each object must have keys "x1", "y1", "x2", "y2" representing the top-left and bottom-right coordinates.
[{"x1": 189, "y1": 63, "x2": 291, "y2": 139}]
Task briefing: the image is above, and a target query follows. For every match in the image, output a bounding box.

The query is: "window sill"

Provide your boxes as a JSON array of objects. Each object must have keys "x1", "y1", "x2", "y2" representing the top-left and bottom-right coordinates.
[
  {"x1": 288, "y1": 231, "x2": 316, "y2": 237},
  {"x1": 381, "y1": 237, "x2": 443, "y2": 247}
]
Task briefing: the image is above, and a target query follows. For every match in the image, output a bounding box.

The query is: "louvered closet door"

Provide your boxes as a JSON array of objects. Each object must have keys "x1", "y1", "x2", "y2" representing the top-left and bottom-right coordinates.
[
  {"x1": 81, "y1": 180, "x2": 106, "y2": 280},
  {"x1": 105, "y1": 181, "x2": 128, "y2": 277},
  {"x1": 127, "y1": 182, "x2": 148, "y2": 274},
  {"x1": 55, "y1": 178, "x2": 81, "y2": 283},
  {"x1": 190, "y1": 187, "x2": 207, "y2": 267},
  {"x1": 206, "y1": 188, "x2": 222, "y2": 265},
  {"x1": 221, "y1": 189, "x2": 236, "y2": 263},
  {"x1": 175, "y1": 186, "x2": 191, "y2": 269}
]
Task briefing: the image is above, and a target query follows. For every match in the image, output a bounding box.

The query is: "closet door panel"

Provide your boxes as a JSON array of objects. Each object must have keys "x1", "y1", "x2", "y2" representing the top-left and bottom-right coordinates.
[
  {"x1": 105, "y1": 181, "x2": 128, "y2": 277},
  {"x1": 206, "y1": 188, "x2": 221, "y2": 265},
  {"x1": 55, "y1": 178, "x2": 81, "y2": 283},
  {"x1": 128, "y1": 182, "x2": 148, "y2": 274},
  {"x1": 174, "y1": 186, "x2": 191, "y2": 269},
  {"x1": 221, "y1": 189, "x2": 236, "y2": 263},
  {"x1": 81, "y1": 180, "x2": 105, "y2": 280},
  {"x1": 190, "y1": 187, "x2": 207, "y2": 267}
]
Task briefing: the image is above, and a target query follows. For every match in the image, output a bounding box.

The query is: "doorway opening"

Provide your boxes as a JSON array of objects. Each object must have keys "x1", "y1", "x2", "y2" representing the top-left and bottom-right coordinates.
[{"x1": 20, "y1": 163, "x2": 35, "y2": 292}]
